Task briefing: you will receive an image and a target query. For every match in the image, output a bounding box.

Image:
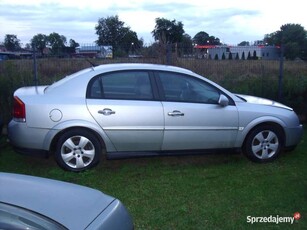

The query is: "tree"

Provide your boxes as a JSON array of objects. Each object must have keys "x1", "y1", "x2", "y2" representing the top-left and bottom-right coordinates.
[
  {"x1": 238, "y1": 41, "x2": 250, "y2": 46},
  {"x1": 31, "y1": 34, "x2": 76, "y2": 56},
  {"x1": 247, "y1": 51, "x2": 251, "y2": 60},
  {"x1": 31, "y1": 34, "x2": 48, "y2": 56},
  {"x1": 208, "y1": 36, "x2": 221, "y2": 45},
  {"x1": 96, "y1": 15, "x2": 125, "y2": 48},
  {"x1": 193, "y1": 31, "x2": 209, "y2": 45},
  {"x1": 47, "y1": 32, "x2": 67, "y2": 55},
  {"x1": 241, "y1": 52, "x2": 245, "y2": 60},
  {"x1": 25, "y1": 43, "x2": 31, "y2": 50},
  {"x1": 252, "y1": 50, "x2": 257, "y2": 60},
  {"x1": 180, "y1": 33, "x2": 193, "y2": 55},
  {"x1": 152, "y1": 18, "x2": 184, "y2": 44},
  {"x1": 121, "y1": 30, "x2": 142, "y2": 55},
  {"x1": 62, "y1": 39, "x2": 80, "y2": 55},
  {"x1": 95, "y1": 15, "x2": 140, "y2": 56},
  {"x1": 193, "y1": 32, "x2": 221, "y2": 45},
  {"x1": 4, "y1": 34, "x2": 21, "y2": 51},
  {"x1": 264, "y1": 23, "x2": 307, "y2": 60},
  {"x1": 69, "y1": 39, "x2": 79, "y2": 48}
]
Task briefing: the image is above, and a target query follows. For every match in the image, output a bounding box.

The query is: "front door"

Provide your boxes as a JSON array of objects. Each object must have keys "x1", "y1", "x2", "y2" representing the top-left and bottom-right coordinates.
[{"x1": 157, "y1": 71, "x2": 239, "y2": 150}]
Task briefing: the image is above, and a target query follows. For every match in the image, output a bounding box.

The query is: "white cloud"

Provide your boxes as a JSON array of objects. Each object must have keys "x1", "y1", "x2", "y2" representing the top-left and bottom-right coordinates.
[{"x1": 0, "y1": 0, "x2": 306, "y2": 46}]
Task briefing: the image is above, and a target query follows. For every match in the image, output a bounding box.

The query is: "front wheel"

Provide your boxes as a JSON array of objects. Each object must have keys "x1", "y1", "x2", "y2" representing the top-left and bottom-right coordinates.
[
  {"x1": 55, "y1": 129, "x2": 101, "y2": 171},
  {"x1": 243, "y1": 125, "x2": 284, "y2": 163}
]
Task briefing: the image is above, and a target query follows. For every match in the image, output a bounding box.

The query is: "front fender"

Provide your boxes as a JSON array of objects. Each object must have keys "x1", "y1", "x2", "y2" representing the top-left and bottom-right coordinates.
[
  {"x1": 42, "y1": 120, "x2": 116, "y2": 152},
  {"x1": 235, "y1": 116, "x2": 286, "y2": 147}
]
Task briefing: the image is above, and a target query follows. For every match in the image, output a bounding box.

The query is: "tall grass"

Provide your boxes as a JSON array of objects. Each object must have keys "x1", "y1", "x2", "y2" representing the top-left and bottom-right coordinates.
[{"x1": 0, "y1": 58, "x2": 306, "y2": 125}]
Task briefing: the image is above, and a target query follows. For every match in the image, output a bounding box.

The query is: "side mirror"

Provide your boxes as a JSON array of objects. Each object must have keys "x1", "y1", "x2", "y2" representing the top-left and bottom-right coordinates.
[{"x1": 218, "y1": 94, "x2": 229, "y2": 107}]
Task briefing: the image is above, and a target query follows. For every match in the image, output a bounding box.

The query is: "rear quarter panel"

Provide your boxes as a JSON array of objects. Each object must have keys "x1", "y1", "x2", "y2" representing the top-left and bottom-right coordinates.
[{"x1": 13, "y1": 70, "x2": 117, "y2": 152}]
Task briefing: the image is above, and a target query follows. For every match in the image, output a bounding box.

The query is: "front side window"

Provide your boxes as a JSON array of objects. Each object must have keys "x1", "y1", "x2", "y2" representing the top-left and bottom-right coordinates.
[
  {"x1": 88, "y1": 71, "x2": 153, "y2": 100},
  {"x1": 158, "y1": 72, "x2": 220, "y2": 104}
]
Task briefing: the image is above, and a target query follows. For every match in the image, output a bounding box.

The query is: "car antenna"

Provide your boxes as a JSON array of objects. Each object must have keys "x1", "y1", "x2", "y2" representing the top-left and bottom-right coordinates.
[{"x1": 86, "y1": 58, "x2": 98, "y2": 70}]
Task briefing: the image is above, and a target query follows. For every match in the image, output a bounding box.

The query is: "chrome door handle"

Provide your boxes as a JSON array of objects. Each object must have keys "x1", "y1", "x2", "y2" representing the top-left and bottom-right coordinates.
[
  {"x1": 98, "y1": 108, "x2": 116, "y2": 116},
  {"x1": 168, "y1": 110, "x2": 184, "y2": 116}
]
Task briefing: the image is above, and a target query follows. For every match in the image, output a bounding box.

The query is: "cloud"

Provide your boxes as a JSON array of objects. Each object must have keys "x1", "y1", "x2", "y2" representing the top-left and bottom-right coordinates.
[
  {"x1": 0, "y1": 0, "x2": 306, "y2": 46},
  {"x1": 0, "y1": 2, "x2": 101, "y2": 24},
  {"x1": 0, "y1": 2, "x2": 104, "y2": 44},
  {"x1": 139, "y1": 2, "x2": 194, "y2": 13}
]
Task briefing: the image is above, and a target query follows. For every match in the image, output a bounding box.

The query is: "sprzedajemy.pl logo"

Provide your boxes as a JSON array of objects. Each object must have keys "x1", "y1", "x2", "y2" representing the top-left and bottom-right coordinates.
[{"x1": 247, "y1": 212, "x2": 301, "y2": 224}]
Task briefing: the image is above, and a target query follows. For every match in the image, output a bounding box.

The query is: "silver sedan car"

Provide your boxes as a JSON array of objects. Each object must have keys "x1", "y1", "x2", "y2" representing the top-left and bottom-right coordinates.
[
  {"x1": 0, "y1": 172, "x2": 133, "y2": 229},
  {"x1": 8, "y1": 63, "x2": 303, "y2": 171}
]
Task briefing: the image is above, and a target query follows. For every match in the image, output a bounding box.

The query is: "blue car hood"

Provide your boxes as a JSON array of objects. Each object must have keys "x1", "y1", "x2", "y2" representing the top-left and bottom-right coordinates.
[{"x1": 0, "y1": 173, "x2": 115, "y2": 229}]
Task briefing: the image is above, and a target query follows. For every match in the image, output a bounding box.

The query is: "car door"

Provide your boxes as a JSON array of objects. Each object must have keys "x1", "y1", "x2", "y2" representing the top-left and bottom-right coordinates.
[
  {"x1": 157, "y1": 71, "x2": 239, "y2": 150},
  {"x1": 86, "y1": 70, "x2": 164, "y2": 152}
]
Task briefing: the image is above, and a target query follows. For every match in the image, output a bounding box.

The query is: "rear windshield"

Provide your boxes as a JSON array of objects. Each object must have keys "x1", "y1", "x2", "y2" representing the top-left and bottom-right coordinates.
[{"x1": 45, "y1": 68, "x2": 92, "y2": 93}]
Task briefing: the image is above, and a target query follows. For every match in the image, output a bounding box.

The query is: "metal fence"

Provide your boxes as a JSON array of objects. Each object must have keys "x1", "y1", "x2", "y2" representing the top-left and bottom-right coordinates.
[{"x1": 1, "y1": 44, "x2": 307, "y2": 125}]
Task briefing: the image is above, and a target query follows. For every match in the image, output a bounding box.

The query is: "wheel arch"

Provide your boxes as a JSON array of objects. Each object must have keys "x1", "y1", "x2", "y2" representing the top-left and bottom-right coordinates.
[
  {"x1": 49, "y1": 126, "x2": 106, "y2": 153},
  {"x1": 241, "y1": 121, "x2": 286, "y2": 149},
  {"x1": 236, "y1": 115, "x2": 287, "y2": 147},
  {"x1": 42, "y1": 120, "x2": 116, "y2": 154}
]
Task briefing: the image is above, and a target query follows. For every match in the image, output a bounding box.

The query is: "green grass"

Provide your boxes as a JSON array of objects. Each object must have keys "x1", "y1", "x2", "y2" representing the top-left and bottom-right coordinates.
[{"x1": 0, "y1": 129, "x2": 306, "y2": 229}]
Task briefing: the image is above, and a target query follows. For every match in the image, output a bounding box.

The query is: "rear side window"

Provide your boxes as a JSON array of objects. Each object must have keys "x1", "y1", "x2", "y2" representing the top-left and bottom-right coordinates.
[{"x1": 87, "y1": 71, "x2": 153, "y2": 100}]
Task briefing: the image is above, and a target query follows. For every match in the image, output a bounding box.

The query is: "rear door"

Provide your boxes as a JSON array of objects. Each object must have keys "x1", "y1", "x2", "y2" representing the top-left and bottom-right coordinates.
[
  {"x1": 86, "y1": 70, "x2": 164, "y2": 152},
  {"x1": 156, "y1": 71, "x2": 239, "y2": 150}
]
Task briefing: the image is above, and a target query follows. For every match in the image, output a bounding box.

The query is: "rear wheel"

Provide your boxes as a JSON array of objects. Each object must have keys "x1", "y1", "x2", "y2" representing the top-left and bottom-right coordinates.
[
  {"x1": 243, "y1": 125, "x2": 284, "y2": 163},
  {"x1": 55, "y1": 129, "x2": 101, "y2": 171}
]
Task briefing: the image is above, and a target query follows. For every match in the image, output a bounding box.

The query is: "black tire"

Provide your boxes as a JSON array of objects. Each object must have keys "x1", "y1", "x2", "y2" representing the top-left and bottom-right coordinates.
[
  {"x1": 55, "y1": 129, "x2": 101, "y2": 172},
  {"x1": 243, "y1": 125, "x2": 284, "y2": 163}
]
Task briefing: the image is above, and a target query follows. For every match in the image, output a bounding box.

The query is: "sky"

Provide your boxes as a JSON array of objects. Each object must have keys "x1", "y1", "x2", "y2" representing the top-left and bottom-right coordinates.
[{"x1": 0, "y1": 0, "x2": 306, "y2": 47}]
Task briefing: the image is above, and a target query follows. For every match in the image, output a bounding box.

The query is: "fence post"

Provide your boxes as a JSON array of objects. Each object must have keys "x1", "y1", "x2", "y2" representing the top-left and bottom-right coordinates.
[
  {"x1": 278, "y1": 45, "x2": 284, "y2": 101},
  {"x1": 166, "y1": 43, "x2": 172, "y2": 65},
  {"x1": 33, "y1": 45, "x2": 38, "y2": 86}
]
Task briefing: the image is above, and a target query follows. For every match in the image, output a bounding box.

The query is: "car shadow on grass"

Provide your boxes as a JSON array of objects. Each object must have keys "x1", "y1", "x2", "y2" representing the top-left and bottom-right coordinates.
[{"x1": 1, "y1": 137, "x2": 245, "y2": 172}]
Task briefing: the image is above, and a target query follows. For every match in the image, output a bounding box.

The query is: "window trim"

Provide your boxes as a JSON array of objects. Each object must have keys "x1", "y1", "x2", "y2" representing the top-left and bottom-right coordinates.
[{"x1": 86, "y1": 69, "x2": 235, "y2": 105}]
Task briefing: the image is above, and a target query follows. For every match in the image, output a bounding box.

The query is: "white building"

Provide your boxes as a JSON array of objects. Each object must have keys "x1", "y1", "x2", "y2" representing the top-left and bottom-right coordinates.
[
  {"x1": 75, "y1": 45, "x2": 113, "y2": 58},
  {"x1": 194, "y1": 45, "x2": 280, "y2": 60}
]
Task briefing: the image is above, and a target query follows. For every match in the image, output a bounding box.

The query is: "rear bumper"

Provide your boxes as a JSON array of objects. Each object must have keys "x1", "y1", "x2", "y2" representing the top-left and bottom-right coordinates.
[{"x1": 8, "y1": 120, "x2": 50, "y2": 157}]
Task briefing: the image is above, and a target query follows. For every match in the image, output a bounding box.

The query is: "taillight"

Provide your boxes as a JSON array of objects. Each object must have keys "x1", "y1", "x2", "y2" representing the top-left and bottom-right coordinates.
[{"x1": 13, "y1": 96, "x2": 26, "y2": 122}]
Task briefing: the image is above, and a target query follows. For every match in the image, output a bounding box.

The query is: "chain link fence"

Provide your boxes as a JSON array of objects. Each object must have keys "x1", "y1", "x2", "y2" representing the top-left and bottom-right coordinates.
[{"x1": 1, "y1": 43, "x2": 307, "y2": 126}]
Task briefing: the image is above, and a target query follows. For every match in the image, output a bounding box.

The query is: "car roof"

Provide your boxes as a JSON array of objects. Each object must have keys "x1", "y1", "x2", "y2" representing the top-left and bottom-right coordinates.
[
  {"x1": 0, "y1": 173, "x2": 115, "y2": 229},
  {"x1": 92, "y1": 63, "x2": 195, "y2": 75}
]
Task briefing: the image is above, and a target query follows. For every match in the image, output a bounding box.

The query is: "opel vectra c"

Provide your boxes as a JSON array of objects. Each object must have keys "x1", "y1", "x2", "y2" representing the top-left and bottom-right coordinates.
[{"x1": 8, "y1": 64, "x2": 303, "y2": 171}]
